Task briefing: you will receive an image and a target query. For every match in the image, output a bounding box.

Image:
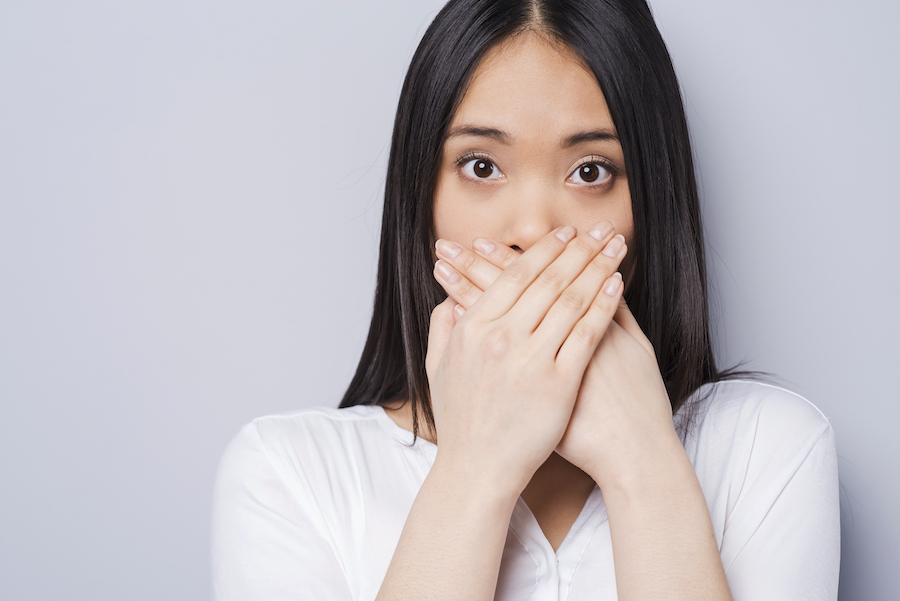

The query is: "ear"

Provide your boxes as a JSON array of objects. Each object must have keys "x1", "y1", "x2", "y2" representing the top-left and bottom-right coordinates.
[{"x1": 612, "y1": 296, "x2": 655, "y2": 358}]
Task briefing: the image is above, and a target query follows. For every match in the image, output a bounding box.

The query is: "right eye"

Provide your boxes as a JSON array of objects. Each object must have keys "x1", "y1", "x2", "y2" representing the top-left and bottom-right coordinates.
[{"x1": 461, "y1": 157, "x2": 502, "y2": 180}]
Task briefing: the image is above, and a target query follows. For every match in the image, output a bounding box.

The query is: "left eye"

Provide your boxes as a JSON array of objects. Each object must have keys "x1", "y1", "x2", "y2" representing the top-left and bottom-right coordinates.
[{"x1": 570, "y1": 163, "x2": 611, "y2": 185}]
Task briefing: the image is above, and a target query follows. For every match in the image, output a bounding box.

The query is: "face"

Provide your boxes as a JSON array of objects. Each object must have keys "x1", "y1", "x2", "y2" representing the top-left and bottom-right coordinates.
[{"x1": 434, "y1": 32, "x2": 633, "y2": 271}]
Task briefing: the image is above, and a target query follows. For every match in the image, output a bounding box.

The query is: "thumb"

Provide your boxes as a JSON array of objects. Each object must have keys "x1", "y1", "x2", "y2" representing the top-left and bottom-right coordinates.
[
  {"x1": 425, "y1": 296, "x2": 457, "y2": 379},
  {"x1": 613, "y1": 296, "x2": 655, "y2": 358}
]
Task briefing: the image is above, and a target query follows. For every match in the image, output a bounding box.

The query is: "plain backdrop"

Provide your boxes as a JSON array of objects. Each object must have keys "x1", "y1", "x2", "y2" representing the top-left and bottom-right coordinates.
[{"x1": 1, "y1": 1, "x2": 898, "y2": 599}]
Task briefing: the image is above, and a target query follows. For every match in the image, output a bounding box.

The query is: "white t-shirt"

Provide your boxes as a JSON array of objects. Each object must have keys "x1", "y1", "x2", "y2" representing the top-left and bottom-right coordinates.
[{"x1": 211, "y1": 380, "x2": 839, "y2": 600}]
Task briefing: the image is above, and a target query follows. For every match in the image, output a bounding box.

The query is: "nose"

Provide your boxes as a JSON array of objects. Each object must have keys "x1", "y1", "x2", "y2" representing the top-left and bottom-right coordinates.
[{"x1": 499, "y1": 186, "x2": 563, "y2": 253}]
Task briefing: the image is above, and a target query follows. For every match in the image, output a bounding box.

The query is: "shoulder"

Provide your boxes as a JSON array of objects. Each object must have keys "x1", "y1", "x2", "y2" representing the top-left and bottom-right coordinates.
[
  {"x1": 213, "y1": 404, "x2": 412, "y2": 538},
  {"x1": 680, "y1": 379, "x2": 836, "y2": 494},
  {"x1": 219, "y1": 404, "x2": 409, "y2": 476},
  {"x1": 215, "y1": 403, "x2": 433, "y2": 505},
  {"x1": 238, "y1": 404, "x2": 392, "y2": 447},
  {"x1": 211, "y1": 408, "x2": 386, "y2": 599},
  {"x1": 686, "y1": 382, "x2": 841, "y2": 591},
  {"x1": 682, "y1": 379, "x2": 832, "y2": 451}
]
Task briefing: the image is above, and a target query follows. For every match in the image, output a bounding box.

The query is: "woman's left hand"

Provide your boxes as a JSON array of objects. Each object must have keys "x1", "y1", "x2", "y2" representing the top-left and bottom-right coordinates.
[
  {"x1": 433, "y1": 234, "x2": 680, "y2": 488},
  {"x1": 435, "y1": 235, "x2": 735, "y2": 601}
]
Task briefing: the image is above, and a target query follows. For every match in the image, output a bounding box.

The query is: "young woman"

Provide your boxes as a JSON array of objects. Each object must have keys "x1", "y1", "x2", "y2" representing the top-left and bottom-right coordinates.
[{"x1": 211, "y1": 1, "x2": 840, "y2": 599}]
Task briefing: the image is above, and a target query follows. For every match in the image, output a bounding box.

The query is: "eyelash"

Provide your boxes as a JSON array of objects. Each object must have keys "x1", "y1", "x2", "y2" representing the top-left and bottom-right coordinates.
[
  {"x1": 569, "y1": 156, "x2": 619, "y2": 190},
  {"x1": 454, "y1": 152, "x2": 500, "y2": 180},
  {"x1": 454, "y1": 152, "x2": 620, "y2": 188}
]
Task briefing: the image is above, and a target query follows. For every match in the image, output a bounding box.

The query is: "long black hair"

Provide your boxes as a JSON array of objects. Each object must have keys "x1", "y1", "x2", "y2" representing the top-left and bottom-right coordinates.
[{"x1": 340, "y1": 0, "x2": 725, "y2": 437}]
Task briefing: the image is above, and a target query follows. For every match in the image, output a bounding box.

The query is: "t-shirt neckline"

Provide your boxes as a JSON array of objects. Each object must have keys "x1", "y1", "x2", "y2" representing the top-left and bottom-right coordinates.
[{"x1": 371, "y1": 404, "x2": 438, "y2": 453}]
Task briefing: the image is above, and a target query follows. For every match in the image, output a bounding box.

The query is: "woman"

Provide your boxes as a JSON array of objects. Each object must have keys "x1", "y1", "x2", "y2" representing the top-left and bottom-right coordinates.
[{"x1": 211, "y1": 1, "x2": 840, "y2": 599}]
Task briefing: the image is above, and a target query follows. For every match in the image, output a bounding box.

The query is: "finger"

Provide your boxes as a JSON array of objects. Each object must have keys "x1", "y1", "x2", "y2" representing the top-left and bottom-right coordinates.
[
  {"x1": 556, "y1": 271, "x2": 624, "y2": 370},
  {"x1": 452, "y1": 303, "x2": 466, "y2": 324},
  {"x1": 469, "y1": 225, "x2": 576, "y2": 320},
  {"x1": 472, "y1": 237, "x2": 519, "y2": 270},
  {"x1": 613, "y1": 297, "x2": 655, "y2": 357},
  {"x1": 434, "y1": 260, "x2": 484, "y2": 310},
  {"x1": 425, "y1": 297, "x2": 456, "y2": 379},
  {"x1": 435, "y1": 239, "x2": 502, "y2": 294},
  {"x1": 533, "y1": 232, "x2": 626, "y2": 346},
  {"x1": 506, "y1": 221, "x2": 618, "y2": 332}
]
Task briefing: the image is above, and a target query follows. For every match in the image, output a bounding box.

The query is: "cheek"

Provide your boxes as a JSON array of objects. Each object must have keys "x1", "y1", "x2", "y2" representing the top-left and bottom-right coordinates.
[
  {"x1": 585, "y1": 184, "x2": 633, "y2": 246},
  {"x1": 613, "y1": 185, "x2": 635, "y2": 246},
  {"x1": 432, "y1": 191, "x2": 459, "y2": 242},
  {"x1": 432, "y1": 174, "x2": 452, "y2": 240},
  {"x1": 432, "y1": 179, "x2": 487, "y2": 245},
  {"x1": 615, "y1": 190, "x2": 637, "y2": 284}
]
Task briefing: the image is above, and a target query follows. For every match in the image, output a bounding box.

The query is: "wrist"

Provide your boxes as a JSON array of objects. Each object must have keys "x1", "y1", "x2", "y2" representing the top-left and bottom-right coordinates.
[
  {"x1": 428, "y1": 452, "x2": 524, "y2": 512},
  {"x1": 597, "y1": 438, "x2": 730, "y2": 601},
  {"x1": 588, "y1": 430, "x2": 689, "y2": 495}
]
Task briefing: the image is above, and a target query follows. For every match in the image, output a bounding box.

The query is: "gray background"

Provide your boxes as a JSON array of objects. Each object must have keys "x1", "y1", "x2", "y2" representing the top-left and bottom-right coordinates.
[{"x1": 1, "y1": 0, "x2": 897, "y2": 599}]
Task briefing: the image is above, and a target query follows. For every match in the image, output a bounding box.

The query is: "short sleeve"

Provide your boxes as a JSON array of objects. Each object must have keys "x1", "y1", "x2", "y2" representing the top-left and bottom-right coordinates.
[
  {"x1": 210, "y1": 422, "x2": 354, "y2": 601},
  {"x1": 717, "y1": 393, "x2": 840, "y2": 601}
]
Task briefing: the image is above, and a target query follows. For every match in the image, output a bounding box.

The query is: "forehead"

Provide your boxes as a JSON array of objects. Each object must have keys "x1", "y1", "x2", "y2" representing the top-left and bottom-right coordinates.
[{"x1": 451, "y1": 32, "x2": 615, "y2": 136}]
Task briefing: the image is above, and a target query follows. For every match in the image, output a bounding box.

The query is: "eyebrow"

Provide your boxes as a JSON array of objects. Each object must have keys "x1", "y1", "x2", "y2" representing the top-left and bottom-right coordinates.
[
  {"x1": 445, "y1": 125, "x2": 511, "y2": 144},
  {"x1": 560, "y1": 129, "x2": 619, "y2": 148},
  {"x1": 445, "y1": 124, "x2": 619, "y2": 148}
]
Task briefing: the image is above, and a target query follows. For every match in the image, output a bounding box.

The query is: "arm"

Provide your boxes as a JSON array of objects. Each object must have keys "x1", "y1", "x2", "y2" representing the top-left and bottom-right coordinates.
[
  {"x1": 211, "y1": 422, "x2": 353, "y2": 601},
  {"x1": 595, "y1": 429, "x2": 732, "y2": 600},
  {"x1": 374, "y1": 433, "x2": 520, "y2": 600},
  {"x1": 564, "y1": 311, "x2": 733, "y2": 601},
  {"x1": 377, "y1": 223, "x2": 627, "y2": 600},
  {"x1": 717, "y1": 391, "x2": 840, "y2": 600},
  {"x1": 436, "y1": 235, "x2": 733, "y2": 601}
]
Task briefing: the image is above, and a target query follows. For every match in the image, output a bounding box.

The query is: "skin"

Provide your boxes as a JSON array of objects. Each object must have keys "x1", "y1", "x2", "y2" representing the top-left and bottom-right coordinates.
[{"x1": 376, "y1": 32, "x2": 733, "y2": 601}]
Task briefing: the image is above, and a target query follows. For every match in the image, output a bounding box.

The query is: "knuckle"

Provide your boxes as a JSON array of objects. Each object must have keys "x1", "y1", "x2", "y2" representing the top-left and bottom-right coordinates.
[
  {"x1": 456, "y1": 278, "x2": 474, "y2": 299},
  {"x1": 540, "y1": 234, "x2": 563, "y2": 253},
  {"x1": 573, "y1": 321, "x2": 599, "y2": 344},
  {"x1": 537, "y1": 266, "x2": 565, "y2": 289},
  {"x1": 559, "y1": 287, "x2": 586, "y2": 311},
  {"x1": 499, "y1": 248, "x2": 518, "y2": 267},
  {"x1": 460, "y1": 251, "x2": 479, "y2": 273},
  {"x1": 590, "y1": 292, "x2": 618, "y2": 318},
  {"x1": 504, "y1": 261, "x2": 530, "y2": 284},
  {"x1": 584, "y1": 259, "x2": 613, "y2": 282},
  {"x1": 591, "y1": 290, "x2": 614, "y2": 312},
  {"x1": 584, "y1": 257, "x2": 610, "y2": 278},
  {"x1": 485, "y1": 326, "x2": 511, "y2": 356},
  {"x1": 571, "y1": 236, "x2": 596, "y2": 256}
]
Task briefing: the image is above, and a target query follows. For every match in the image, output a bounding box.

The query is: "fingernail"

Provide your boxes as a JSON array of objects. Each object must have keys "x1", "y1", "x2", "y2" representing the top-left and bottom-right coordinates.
[
  {"x1": 453, "y1": 304, "x2": 465, "y2": 320},
  {"x1": 435, "y1": 260, "x2": 459, "y2": 283},
  {"x1": 602, "y1": 234, "x2": 625, "y2": 258},
  {"x1": 589, "y1": 220, "x2": 614, "y2": 241},
  {"x1": 473, "y1": 237, "x2": 495, "y2": 255},
  {"x1": 435, "y1": 239, "x2": 461, "y2": 259},
  {"x1": 556, "y1": 225, "x2": 576, "y2": 243},
  {"x1": 604, "y1": 272, "x2": 623, "y2": 296}
]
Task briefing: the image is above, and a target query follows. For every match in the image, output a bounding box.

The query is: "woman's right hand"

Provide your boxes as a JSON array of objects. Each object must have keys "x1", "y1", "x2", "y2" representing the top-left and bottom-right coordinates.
[{"x1": 425, "y1": 222, "x2": 627, "y2": 497}]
